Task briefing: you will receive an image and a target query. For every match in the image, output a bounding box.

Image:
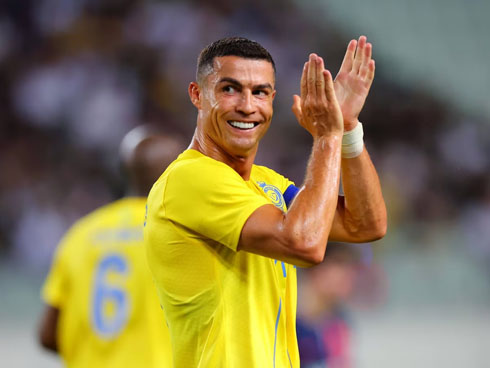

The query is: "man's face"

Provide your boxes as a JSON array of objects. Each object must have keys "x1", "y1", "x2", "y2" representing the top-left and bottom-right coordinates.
[{"x1": 194, "y1": 56, "x2": 276, "y2": 158}]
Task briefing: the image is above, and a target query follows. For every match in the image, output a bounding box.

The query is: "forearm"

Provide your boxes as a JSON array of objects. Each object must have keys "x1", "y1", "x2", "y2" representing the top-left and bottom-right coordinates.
[
  {"x1": 282, "y1": 134, "x2": 342, "y2": 263},
  {"x1": 239, "y1": 53, "x2": 346, "y2": 266},
  {"x1": 337, "y1": 147, "x2": 387, "y2": 241}
]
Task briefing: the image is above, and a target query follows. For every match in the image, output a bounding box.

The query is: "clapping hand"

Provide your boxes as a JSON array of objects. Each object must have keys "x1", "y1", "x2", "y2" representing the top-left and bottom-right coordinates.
[
  {"x1": 292, "y1": 53, "x2": 343, "y2": 139},
  {"x1": 334, "y1": 36, "x2": 375, "y2": 131}
]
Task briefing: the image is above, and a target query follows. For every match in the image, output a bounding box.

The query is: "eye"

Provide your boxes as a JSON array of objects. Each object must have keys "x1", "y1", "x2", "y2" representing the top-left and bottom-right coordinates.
[
  {"x1": 222, "y1": 85, "x2": 236, "y2": 93},
  {"x1": 253, "y1": 90, "x2": 268, "y2": 97}
]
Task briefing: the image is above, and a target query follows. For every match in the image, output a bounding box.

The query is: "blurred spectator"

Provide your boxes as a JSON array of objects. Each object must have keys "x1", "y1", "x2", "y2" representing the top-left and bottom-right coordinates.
[{"x1": 297, "y1": 243, "x2": 362, "y2": 368}]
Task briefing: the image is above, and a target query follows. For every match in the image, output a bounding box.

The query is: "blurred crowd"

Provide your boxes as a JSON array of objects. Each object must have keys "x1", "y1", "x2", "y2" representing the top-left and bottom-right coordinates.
[{"x1": 1, "y1": 0, "x2": 489, "y2": 291}]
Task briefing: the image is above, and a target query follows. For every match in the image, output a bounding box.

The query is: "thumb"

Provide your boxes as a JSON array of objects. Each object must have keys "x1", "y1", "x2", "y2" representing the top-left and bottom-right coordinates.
[{"x1": 292, "y1": 95, "x2": 302, "y2": 122}]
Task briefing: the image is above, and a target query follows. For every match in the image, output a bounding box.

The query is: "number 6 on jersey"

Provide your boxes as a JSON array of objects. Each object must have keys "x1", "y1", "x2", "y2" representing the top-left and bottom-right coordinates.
[{"x1": 92, "y1": 254, "x2": 129, "y2": 337}]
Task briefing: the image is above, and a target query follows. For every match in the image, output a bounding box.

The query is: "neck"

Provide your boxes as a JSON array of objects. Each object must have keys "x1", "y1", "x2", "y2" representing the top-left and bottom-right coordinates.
[{"x1": 189, "y1": 128, "x2": 256, "y2": 180}]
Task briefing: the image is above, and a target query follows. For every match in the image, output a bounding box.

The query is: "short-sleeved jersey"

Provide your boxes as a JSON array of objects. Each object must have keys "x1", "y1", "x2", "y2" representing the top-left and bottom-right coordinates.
[
  {"x1": 42, "y1": 198, "x2": 172, "y2": 368},
  {"x1": 145, "y1": 149, "x2": 299, "y2": 368}
]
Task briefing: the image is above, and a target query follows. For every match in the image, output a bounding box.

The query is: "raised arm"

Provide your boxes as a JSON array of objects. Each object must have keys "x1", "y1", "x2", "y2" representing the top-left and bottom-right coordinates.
[
  {"x1": 238, "y1": 54, "x2": 344, "y2": 267},
  {"x1": 330, "y1": 36, "x2": 387, "y2": 242}
]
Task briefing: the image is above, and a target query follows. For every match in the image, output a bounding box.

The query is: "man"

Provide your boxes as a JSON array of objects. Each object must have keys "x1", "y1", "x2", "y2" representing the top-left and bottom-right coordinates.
[
  {"x1": 38, "y1": 125, "x2": 185, "y2": 367},
  {"x1": 145, "y1": 36, "x2": 386, "y2": 367}
]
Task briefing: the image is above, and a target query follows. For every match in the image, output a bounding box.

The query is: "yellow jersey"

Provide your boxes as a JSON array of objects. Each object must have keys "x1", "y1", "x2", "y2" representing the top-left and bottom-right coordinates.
[
  {"x1": 145, "y1": 149, "x2": 299, "y2": 368},
  {"x1": 42, "y1": 197, "x2": 172, "y2": 368}
]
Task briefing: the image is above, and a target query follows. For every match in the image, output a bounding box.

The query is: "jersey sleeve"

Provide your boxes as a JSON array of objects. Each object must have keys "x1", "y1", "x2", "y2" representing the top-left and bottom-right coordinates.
[
  {"x1": 41, "y1": 231, "x2": 73, "y2": 308},
  {"x1": 255, "y1": 165, "x2": 298, "y2": 209},
  {"x1": 162, "y1": 160, "x2": 271, "y2": 251}
]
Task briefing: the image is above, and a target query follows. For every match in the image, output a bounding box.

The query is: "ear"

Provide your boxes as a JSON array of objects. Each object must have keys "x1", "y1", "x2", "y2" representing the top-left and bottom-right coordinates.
[{"x1": 188, "y1": 82, "x2": 201, "y2": 109}]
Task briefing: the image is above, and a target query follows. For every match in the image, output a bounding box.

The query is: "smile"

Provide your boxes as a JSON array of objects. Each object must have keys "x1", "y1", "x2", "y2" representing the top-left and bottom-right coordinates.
[{"x1": 227, "y1": 121, "x2": 259, "y2": 130}]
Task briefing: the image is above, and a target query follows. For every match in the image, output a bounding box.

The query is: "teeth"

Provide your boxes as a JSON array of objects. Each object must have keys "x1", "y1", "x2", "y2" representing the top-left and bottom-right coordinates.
[{"x1": 229, "y1": 121, "x2": 255, "y2": 129}]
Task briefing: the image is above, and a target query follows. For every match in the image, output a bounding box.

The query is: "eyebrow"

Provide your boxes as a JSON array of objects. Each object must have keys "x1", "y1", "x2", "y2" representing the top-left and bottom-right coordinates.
[{"x1": 218, "y1": 77, "x2": 273, "y2": 90}]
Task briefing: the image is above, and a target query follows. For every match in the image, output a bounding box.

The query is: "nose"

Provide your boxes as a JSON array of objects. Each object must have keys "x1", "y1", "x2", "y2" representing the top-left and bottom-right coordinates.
[{"x1": 236, "y1": 90, "x2": 255, "y2": 115}]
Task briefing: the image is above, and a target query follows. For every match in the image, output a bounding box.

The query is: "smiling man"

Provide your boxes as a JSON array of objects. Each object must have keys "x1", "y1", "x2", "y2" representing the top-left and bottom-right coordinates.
[{"x1": 144, "y1": 37, "x2": 386, "y2": 367}]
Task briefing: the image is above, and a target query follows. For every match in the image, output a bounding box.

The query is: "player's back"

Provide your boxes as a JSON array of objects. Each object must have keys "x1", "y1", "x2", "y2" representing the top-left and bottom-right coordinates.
[{"x1": 42, "y1": 197, "x2": 172, "y2": 368}]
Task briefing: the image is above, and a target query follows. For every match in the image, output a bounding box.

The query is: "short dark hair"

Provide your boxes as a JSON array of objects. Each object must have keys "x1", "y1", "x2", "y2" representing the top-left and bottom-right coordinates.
[{"x1": 196, "y1": 37, "x2": 276, "y2": 83}]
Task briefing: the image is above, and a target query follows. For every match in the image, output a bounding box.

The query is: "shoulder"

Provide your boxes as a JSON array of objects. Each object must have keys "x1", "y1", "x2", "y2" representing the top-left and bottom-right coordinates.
[
  {"x1": 147, "y1": 150, "x2": 247, "y2": 214},
  {"x1": 252, "y1": 164, "x2": 294, "y2": 190},
  {"x1": 252, "y1": 164, "x2": 283, "y2": 179},
  {"x1": 165, "y1": 150, "x2": 244, "y2": 188},
  {"x1": 60, "y1": 200, "x2": 133, "y2": 244},
  {"x1": 74, "y1": 201, "x2": 121, "y2": 229}
]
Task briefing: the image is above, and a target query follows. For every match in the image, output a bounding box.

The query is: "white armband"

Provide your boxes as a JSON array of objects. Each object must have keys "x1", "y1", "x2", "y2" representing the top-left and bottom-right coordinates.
[{"x1": 342, "y1": 122, "x2": 364, "y2": 158}]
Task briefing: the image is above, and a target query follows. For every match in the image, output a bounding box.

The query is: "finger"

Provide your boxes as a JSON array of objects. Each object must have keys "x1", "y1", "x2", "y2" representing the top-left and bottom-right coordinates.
[
  {"x1": 352, "y1": 35, "x2": 367, "y2": 74},
  {"x1": 300, "y1": 61, "x2": 308, "y2": 101},
  {"x1": 366, "y1": 59, "x2": 375, "y2": 83},
  {"x1": 307, "y1": 53, "x2": 318, "y2": 100},
  {"x1": 362, "y1": 42, "x2": 372, "y2": 69},
  {"x1": 323, "y1": 69, "x2": 337, "y2": 103},
  {"x1": 360, "y1": 55, "x2": 375, "y2": 80},
  {"x1": 316, "y1": 56, "x2": 326, "y2": 100},
  {"x1": 359, "y1": 43, "x2": 372, "y2": 79},
  {"x1": 292, "y1": 94, "x2": 303, "y2": 122},
  {"x1": 338, "y1": 39, "x2": 356, "y2": 75}
]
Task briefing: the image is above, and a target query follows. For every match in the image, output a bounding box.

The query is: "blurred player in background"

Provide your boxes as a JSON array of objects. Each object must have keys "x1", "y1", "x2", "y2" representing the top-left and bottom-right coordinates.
[
  {"x1": 296, "y1": 243, "x2": 362, "y2": 368},
  {"x1": 38, "y1": 125, "x2": 185, "y2": 367},
  {"x1": 145, "y1": 36, "x2": 386, "y2": 367}
]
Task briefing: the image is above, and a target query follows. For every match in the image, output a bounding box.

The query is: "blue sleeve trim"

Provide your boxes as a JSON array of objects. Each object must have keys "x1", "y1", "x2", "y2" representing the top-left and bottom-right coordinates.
[{"x1": 283, "y1": 184, "x2": 300, "y2": 208}]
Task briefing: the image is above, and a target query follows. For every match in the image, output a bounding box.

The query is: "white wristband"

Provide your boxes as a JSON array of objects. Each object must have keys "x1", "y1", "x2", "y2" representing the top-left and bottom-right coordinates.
[{"x1": 342, "y1": 122, "x2": 364, "y2": 158}]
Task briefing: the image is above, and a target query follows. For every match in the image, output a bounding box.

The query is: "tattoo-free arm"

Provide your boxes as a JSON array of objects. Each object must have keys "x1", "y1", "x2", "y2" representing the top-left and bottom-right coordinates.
[
  {"x1": 330, "y1": 148, "x2": 387, "y2": 242},
  {"x1": 238, "y1": 54, "x2": 344, "y2": 267},
  {"x1": 329, "y1": 36, "x2": 386, "y2": 242}
]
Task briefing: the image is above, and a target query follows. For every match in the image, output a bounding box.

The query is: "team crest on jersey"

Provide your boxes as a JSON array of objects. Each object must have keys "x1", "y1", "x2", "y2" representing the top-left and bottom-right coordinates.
[{"x1": 257, "y1": 181, "x2": 284, "y2": 209}]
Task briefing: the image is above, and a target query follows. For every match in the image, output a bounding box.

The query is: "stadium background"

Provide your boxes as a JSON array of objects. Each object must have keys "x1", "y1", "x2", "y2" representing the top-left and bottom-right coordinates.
[{"x1": 1, "y1": 0, "x2": 489, "y2": 367}]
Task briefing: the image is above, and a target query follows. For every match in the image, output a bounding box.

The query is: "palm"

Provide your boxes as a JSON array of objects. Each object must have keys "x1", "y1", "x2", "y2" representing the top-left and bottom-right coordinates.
[
  {"x1": 333, "y1": 36, "x2": 375, "y2": 130},
  {"x1": 334, "y1": 71, "x2": 370, "y2": 122}
]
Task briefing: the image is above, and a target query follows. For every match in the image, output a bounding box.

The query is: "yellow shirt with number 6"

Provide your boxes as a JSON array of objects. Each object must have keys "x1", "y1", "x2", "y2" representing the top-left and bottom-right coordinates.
[{"x1": 42, "y1": 198, "x2": 172, "y2": 368}]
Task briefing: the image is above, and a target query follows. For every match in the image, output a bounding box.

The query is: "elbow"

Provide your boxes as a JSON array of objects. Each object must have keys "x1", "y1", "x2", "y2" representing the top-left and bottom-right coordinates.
[
  {"x1": 288, "y1": 238, "x2": 326, "y2": 267},
  {"x1": 360, "y1": 216, "x2": 387, "y2": 242},
  {"x1": 373, "y1": 219, "x2": 387, "y2": 240},
  {"x1": 343, "y1": 214, "x2": 387, "y2": 243},
  {"x1": 38, "y1": 306, "x2": 59, "y2": 353},
  {"x1": 301, "y1": 252, "x2": 325, "y2": 267},
  {"x1": 356, "y1": 204, "x2": 388, "y2": 242},
  {"x1": 370, "y1": 210, "x2": 388, "y2": 240},
  {"x1": 39, "y1": 330, "x2": 58, "y2": 353}
]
